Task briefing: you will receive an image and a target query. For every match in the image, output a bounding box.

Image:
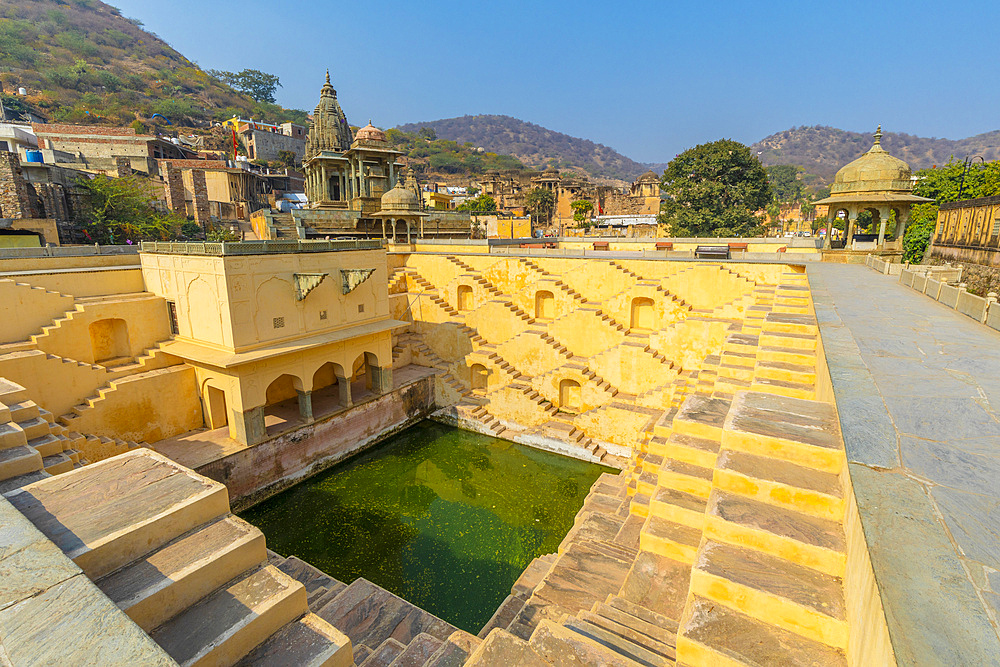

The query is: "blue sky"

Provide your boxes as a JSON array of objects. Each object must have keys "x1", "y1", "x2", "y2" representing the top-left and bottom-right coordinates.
[{"x1": 111, "y1": 0, "x2": 1000, "y2": 163}]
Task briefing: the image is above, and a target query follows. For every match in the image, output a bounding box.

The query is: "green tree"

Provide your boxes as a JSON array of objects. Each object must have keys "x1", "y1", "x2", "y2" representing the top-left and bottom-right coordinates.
[
  {"x1": 902, "y1": 203, "x2": 939, "y2": 264},
  {"x1": 657, "y1": 139, "x2": 772, "y2": 237},
  {"x1": 571, "y1": 199, "x2": 594, "y2": 225},
  {"x1": 209, "y1": 68, "x2": 282, "y2": 104},
  {"x1": 276, "y1": 150, "x2": 297, "y2": 168},
  {"x1": 417, "y1": 126, "x2": 437, "y2": 141},
  {"x1": 766, "y1": 165, "x2": 803, "y2": 202},
  {"x1": 525, "y1": 188, "x2": 555, "y2": 225},
  {"x1": 76, "y1": 174, "x2": 186, "y2": 244},
  {"x1": 457, "y1": 194, "x2": 497, "y2": 213}
]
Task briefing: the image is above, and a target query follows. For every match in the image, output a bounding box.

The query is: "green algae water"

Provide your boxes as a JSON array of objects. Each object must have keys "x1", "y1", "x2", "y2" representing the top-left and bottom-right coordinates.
[{"x1": 240, "y1": 420, "x2": 612, "y2": 634}]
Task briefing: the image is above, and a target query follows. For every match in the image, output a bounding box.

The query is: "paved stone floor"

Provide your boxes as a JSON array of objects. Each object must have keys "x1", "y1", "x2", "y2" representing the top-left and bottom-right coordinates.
[{"x1": 809, "y1": 263, "x2": 1000, "y2": 665}]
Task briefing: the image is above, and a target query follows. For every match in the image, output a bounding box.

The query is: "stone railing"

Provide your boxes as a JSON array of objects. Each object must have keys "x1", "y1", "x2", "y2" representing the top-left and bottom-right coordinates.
[
  {"x1": 864, "y1": 253, "x2": 905, "y2": 276},
  {"x1": 0, "y1": 244, "x2": 139, "y2": 259},
  {"x1": 893, "y1": 264, "x2": 1000, "y2": 330},
  {"x1": 140, "y1": 239, "x2": 384, "y2": 256}
]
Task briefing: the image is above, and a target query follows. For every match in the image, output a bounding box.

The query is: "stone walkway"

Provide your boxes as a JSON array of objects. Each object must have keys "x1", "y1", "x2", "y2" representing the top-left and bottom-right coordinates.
[{"x1": 808, "y1": 263, "x2": 1000, "y2": 665}]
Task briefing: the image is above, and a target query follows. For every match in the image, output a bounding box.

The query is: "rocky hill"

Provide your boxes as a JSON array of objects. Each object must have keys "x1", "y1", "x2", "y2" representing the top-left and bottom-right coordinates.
[
  {"x1": 0, "y1": 0, "x2": 305, "y2": 128},
  {"x1": 751, "y1": 125, "x2": 1000, "y2": 181},
  {"x1": 397, "y1": 115, "x2": 666, "y2": 184}
]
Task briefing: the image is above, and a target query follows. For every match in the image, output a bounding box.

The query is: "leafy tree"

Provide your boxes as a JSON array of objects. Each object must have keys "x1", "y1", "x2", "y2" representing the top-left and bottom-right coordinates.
[
  {"x1": 657, "y1": 139, "x2": 772, "y2": 237},
  {"x1": 276, "y1": 150, "x2": 297, "y2": 168},
  {"x1": 902, "y1": 203, "x2": 938, "y2": 264},
  {"x1": 208, "y1": 68, "x2": 281, "y2": 104},
  {"x1": 76, "y1": 174, "x2": 186, "y2": 244},
  {"x1": 417, "y1": 126, "x2": 437, "y2": 141},
  {"x1": 766, "y1": 165, "x2": 803, "y2": 202},
  {"x1": 571, "y1": 199, "x2": 594, "y2": 225},
  {"x1": 457, "y1": 194, "x2": 498, "y2": 213},
  {"x1": 525, "y1": 188, "x2": 555, "y2": 225}
]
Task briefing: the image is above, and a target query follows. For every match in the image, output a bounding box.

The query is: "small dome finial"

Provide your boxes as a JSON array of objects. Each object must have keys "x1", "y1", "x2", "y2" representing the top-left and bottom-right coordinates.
[
  {"x1": 874, "y1": 124, "x2": 882, "y2": 146},
  {"x1": 325, "y1": 69, "x2": 330, "y2": 84}
]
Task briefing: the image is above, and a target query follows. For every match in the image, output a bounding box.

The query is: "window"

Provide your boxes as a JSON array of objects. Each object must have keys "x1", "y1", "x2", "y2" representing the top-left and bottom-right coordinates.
[
  {"x1": 167, "y1": 301, "x2": 179, "y2": 335},
  {"x1": 319, "y1": 310, "x2": 328, "y2": 320},
  {"x1": 992, "y1": 219, "x2": 1000, "y2": 238},
  {"x1": 0, "y1": 141, "x2": 9, "y2": 152},
  {"x1": 273, "y1": 317, "x2": 285, "y2": 329},
  {"x1": 358, "y1": 304, "x2": 364, "y2": 313}
]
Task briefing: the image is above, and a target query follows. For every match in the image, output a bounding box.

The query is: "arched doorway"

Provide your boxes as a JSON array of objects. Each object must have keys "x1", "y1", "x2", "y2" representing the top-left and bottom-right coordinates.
[
  {"x1": 470, "y1": 363, "x2": 489, "y2": 393},
  {"x1": 630, "y1": 297, "x2": 654, "y2": 331},
  {"x1": 457, "y1": 285, "x2": 474, "y2": 311},
  {"x1": 89, "y1": 318, "x2": 130, "y2": 364},
  {"x1": 263, "y1": 373, "x2": 306, "y2": 435},
  {"x1": 204, "y1": 384, "x2": 227, "y2": 430},
  {"x1": 311, "y1": 361, "x2": 344, "y2": 418},
  {"x1": 535, "y1": 290, "x2": 555, "y2": 320},
  {"x1": 559, "y1": 378, "x2": 581, "y2": 412}
]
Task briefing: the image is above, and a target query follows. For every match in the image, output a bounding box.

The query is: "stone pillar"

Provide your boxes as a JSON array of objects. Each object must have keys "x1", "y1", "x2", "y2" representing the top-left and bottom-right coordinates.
[
  {"x1": 297, "y1": 390, "x2": 313, "y2": 422},
  {"x1": 370, "y1": 365, "x2": 393, "y2": 395},
  {"x1": 406, "y1": 219, "x2": 411, "y2": 244},
  {"x1": 0, "y1": 151, "x2": 32, "y2": 219},
  {"x1": 233, "y1": 406, "x2": 266, "y2": 446},
  {"x1": 336, "y1": 374, "x2": 352, "y2": 408},
  {"x1": 191, "y1": 169, "x2": 210, "y2": 227},
  {"x1": 163, "y1": 163, "x2": 186, "y2": 214},
  {"x1": 877, "y1": 220, "x2": 887, "y2": 248},
  {"x1": 321, "y1": 165, "x2": 328, "y2": 202}
]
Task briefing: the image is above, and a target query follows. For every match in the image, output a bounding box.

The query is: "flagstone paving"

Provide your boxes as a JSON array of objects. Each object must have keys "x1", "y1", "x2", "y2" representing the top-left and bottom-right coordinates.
[{"x1": 809, "y1": 263, "x2": 1000, "y2": 665}]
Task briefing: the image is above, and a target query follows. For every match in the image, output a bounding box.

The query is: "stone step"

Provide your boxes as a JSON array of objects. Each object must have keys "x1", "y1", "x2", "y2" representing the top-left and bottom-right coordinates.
[
  {"x1": 562, "y1": 616, "x2": 672, "y2": 666},
  {"x1": 705, "y1": 490, "x2": 846, "y2": 576},
  {"x1": 386, "y1": 632, "x2": 442, "y2": 667},
  {"x1": 716, "y1": 362, "x2": 754, "y2": 383},
  {"x1": 316, "y1": 578, "x2": 457, "y2": 650},
  {"x1": 276, "y1": 554, "x2": 344, "y2": 599},
  {"x1": 95, "y1": 515, "x2": 266, "y2": 631},
  {"x1": 425, "y1": 630, "x2": 481, "y2": 667},
  {"x1": 755, "y1": 358, "x2": 816, "y2": 384},
  {"x1": 0, "y1": 468, "x2": 49, "y2": 494},
  {"x1": 724, "y1": 392, "x2": 842, "y2": 473},
  {"x1": 757, "y1": 345, "x2": 816, "y2": 366},
  {"x1": 359, "y1": 639, "x2": 407, "y2": 667},
  {"x1": 352, "y1": 644, "x2": 373, "y2": 665},
  {"x1": 463, "y1": 628, "x2": 548, "y2": 666},
  {"x1": 0, "y1": 443, "x2": 42, "y2": 481},
  {"x1": 18, "y1": 416, "x2": 51, "y2": 441},
  {"x1": 528, "y1": 619, "x2": 644, "y2": 666},
  {"x1": 28, "y1": 433, "x2": 63, "y2": 457},
  {"x1": 671, "y1": 395, "x2": 729, "y2": 441},
  {"x1": 758, "y1": 329, "x2": 817, "y2": 351},
  {"x1": 689, "y1": 541, "x2": 847, "y2": 649},
  {"x1": 595, "y1": 598, "x2": 677, "y2": 649},
  {"x1": 678, "y1": 595, "x2": 847, "y2": 666},
  {"x1": 653, "y1": 432, "x2": 719, "y2": 469},
  {"x1": 0, "y1": 421, "x2": 27, "y2": 450},
  {"x1": 628, "y1": 492, "x2": 650, "y2": 518},
  {"x1": 719, "y1": 350, "x2": 756, "y2": 368},
  {"x1": 714, "y1": 449, "x2": 844, "y2": 520},
  {"x1": 656, "y1": 456, "x2": 713, "y2": 498},
  {"x1": 6, "y1": 449, "x2": 230, "y2": 579},
  {"x1": 42, "y1": 451, "x2": 73, "y2": 474},
  {"x1": 639, "y1": 514, "x2": 701, "y2": 564},
  {"x1": 150, "y1": 564, "x2": 308, "y2": 667},
  {"x1": 613, "y1": 512, "x2": 645, "y2": 550},
  {"x1": 751, "y1": 376, "x2": 817, "y2": 400},
  {"x1": 578, "y1": 609, "x2": 676, "y2": 661},
  {"x1": 479, "y1": 593, "x2": 526, "y2": 638},
  {"x1": 649, "y1": 486, "x2": 707, "y2": 530},
  {"x1": 233, "y1": 613, "x2": 352, "y2": 667},
  {"x1": 6, "y1": 399, "x2": 39, "y2": 422}
]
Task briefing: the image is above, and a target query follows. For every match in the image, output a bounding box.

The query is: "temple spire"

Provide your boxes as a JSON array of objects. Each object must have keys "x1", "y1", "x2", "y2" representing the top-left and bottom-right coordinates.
[{"x1": 873, "y1": 124, "x2": 882, "y2": 146}]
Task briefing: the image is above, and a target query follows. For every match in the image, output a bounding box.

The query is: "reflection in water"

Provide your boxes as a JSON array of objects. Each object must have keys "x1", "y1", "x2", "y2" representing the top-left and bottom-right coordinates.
[{"x1": 240, "y1": 420, "x2": 612, "y2": 633}]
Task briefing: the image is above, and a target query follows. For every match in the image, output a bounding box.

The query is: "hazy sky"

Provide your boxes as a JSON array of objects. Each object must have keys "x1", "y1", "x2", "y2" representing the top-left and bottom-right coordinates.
[{"x1": 111, "y1": 0, "x2": 999, "y2": 163}]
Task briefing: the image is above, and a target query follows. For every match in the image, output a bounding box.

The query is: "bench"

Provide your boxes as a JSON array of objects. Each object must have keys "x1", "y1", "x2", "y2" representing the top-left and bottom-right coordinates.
[
  {"x1": 695, "y1": 245, "x2": 730, "y2": 259},
  {"x1": 655, "y1": 242, "x2": 674, "y2": 251},
  {"x1": 728, "y1": 242, "x2": 749, "y2": 252},
  {"x1": 592, "y1": 241, "x2": 610, "y2": 251}
]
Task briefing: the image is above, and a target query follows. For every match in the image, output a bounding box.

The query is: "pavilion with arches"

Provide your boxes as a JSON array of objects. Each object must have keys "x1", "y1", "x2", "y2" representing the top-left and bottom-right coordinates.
[{"x1": 813, "y1": 126, "x2": 932, "y2": 250}]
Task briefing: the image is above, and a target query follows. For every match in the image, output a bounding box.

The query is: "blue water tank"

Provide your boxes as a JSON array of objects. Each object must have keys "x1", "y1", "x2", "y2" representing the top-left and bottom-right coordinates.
[{"x1": 24, "y1": 150, "x2": 43, "y2": 163}]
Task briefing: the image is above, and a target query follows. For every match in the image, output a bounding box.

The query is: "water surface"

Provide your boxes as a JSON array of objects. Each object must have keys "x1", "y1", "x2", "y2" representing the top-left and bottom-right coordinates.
[{"x1": 240, "y1": 420, "x2": 611, "y2": 633}]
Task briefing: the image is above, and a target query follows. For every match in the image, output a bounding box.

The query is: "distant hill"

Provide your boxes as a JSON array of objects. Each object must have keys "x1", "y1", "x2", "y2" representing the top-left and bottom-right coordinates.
[
  {"x1": 397, "y1": 115, "x2": 666, "y2": 183},
  {"x1": 751, "y1": 125, "x2": 1000, "y2": 181},
  {"x1": 0, "y1": 0, "x2": 305, "y2": 128}
]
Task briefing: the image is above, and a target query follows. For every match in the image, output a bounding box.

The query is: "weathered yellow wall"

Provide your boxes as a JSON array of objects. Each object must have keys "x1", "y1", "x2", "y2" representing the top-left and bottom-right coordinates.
[
  {"x1": 3, "y1": 267, "x2": 145, "y2": 298},
  {"x1": 0, "y1": 279, "x2": 76, "y2": 343}
]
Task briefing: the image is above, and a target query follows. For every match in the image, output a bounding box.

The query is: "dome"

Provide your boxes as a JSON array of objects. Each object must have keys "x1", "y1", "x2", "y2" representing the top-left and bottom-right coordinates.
[
  {"x1": 639, "y1": 170, "x2": 658, "y2": 182},
  {"x1": 831, "y1": 126, "x2": 914, "y2": 195},
  {"x1": 354, "y1": 120, "x2": 387, "y2": 144},
  {"x1": 380, "y1": 169, "x2": 420, "y2": 212}
]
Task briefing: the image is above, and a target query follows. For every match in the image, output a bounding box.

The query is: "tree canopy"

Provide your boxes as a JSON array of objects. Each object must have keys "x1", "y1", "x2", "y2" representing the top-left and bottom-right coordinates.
[
  {"x1": 657, "y1": 139, "x2": 772, "y2": 237},
  {"x1": 766, "y1": 164, "x2": 804, "y2": 202},
  {"x1": 571, "y1": 199, "x2": 594, "y2": 225},
  {"x1": 525, "y1": 188, "x2": 555, "y2": 224},
  {"x1": 208, "y1": 68, "x2": 281, "y2": 104},
  {"x1": 76, "y1": 174, "x2": 191, "y2": 244},
  {"x1": 457, "y1": 194, "x2": 498, "y2": 213}
]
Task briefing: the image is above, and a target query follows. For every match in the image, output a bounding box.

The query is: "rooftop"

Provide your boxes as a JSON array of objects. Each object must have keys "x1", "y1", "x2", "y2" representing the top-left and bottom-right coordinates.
[{"x1": 139, "y1": 239, "x2": 384, "y2": 256}]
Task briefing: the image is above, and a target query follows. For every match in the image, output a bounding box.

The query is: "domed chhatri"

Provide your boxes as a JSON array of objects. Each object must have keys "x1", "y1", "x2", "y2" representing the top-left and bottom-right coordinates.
[
  {"x1": 379, "y1": 169, "x2": 421, "y2": 212},
  {"x1": 353, "y1": 120, "x2": 388, "y2": 146},
  {"x1": 814, "y1": 125, "x2": 932, "y2": 250},
  {"x1": 832, "y1": 126, "x2": 914, "y2": 195}
]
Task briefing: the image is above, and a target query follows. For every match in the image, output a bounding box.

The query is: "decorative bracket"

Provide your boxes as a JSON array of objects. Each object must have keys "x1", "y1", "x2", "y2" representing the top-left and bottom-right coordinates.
[
  {"x1": 341, "y1": 268, "x2": 375, "y2": 295},
  {"x1": 294, "y1": 273, "x2": 328, "y2": 301}
]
